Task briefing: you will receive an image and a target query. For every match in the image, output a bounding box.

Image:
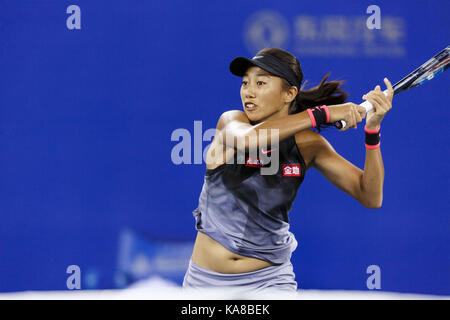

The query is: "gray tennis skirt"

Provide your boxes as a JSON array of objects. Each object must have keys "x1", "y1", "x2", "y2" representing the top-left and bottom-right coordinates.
[{"x1": 182, "y1": 259, "x2": 298, "y2": 293}]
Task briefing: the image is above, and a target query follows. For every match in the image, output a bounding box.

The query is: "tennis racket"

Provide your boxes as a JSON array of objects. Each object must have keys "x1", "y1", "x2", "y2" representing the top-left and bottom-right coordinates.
[{"x1": 335, "y1": 45, "x2": 450, "y2": 130}]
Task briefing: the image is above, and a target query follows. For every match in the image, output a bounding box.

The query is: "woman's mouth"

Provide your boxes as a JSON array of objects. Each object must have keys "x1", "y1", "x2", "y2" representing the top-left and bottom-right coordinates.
[{"x1": 245, "y1": 102, "x2": 257, "y2": 111}]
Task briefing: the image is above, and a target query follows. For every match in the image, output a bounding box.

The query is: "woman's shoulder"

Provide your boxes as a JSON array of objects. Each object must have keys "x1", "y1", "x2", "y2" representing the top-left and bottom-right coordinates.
[
  {"x1": 216, "y1": 109, "x2": 248, "y2": 129},
  {"x1": 219, "y1": 109, "x2": 245, "y2": 117}
]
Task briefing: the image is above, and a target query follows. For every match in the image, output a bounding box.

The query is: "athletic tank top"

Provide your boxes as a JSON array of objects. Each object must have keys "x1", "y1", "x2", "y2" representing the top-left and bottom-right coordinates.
[{"x1": 192, "y1": 134, "x2": 307, "y2": 265}]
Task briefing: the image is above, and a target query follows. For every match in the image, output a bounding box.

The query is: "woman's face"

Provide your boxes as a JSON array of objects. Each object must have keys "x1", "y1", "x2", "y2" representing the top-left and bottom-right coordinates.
[{"x1": 240, "y1": 66, "x2": 290, "y2": 123}]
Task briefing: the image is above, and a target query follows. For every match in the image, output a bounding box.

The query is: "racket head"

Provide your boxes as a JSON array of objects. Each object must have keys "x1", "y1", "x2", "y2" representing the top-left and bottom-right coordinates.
[
  {"x1": 334, "y1": 46, "x2": 449, "y2": 130},
  {"x1": 392, "y1": 46, "x2": 450, "y2": 95}
]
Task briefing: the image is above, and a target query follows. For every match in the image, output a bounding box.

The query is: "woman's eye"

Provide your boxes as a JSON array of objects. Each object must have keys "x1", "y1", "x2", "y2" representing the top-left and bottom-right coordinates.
[{"x1": 241, "y1": 80, "x2": 264, "y2": 86}]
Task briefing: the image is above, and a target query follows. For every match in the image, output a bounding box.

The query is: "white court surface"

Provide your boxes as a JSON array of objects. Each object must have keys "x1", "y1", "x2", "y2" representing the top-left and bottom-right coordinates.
[{"x1": 0, "y1": 276, "x2": 447, "y2": 300}]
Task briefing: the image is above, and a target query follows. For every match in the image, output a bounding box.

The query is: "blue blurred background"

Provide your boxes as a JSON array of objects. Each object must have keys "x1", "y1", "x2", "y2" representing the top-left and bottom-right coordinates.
[{"x1": 0, "y1": 0, "x2": 448, "y2": 295}]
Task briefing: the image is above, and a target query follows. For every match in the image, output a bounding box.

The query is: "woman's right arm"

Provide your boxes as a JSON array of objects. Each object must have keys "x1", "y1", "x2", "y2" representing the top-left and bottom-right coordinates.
[
  {"x1": 216, "y1": 110, "x2": 314, "y2": 151},
  {"x1": 216, "y1": 104, "x2": 366, "y2": 151}
]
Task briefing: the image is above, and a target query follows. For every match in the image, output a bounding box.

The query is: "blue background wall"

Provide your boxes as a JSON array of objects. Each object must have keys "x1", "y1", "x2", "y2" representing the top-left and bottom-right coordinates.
[{"x1": 0, "y1": 0, "x2": 448, "y2": 295}]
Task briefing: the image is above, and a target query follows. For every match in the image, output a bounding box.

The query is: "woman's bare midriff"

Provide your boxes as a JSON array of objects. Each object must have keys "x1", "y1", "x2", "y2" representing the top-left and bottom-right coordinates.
[{"x1": 191, "y1": 232, "x2": 274, "y2": 274}]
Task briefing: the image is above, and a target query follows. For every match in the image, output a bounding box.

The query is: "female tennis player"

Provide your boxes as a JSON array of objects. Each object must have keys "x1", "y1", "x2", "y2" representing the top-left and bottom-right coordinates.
[{"x1": 183, "y1": 48, "x2": 393, "y2": 292}]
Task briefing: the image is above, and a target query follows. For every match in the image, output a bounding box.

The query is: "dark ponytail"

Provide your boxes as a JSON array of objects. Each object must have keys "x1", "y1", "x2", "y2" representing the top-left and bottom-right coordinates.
[{"x1": 257, "y1": 48, "x2": 348, "y2": 132}]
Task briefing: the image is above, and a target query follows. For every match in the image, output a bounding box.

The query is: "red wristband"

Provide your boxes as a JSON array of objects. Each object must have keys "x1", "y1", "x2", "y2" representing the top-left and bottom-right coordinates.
[
  {"x1": 307, "y1": 105, "x2": 329, "y2": 128},
  {"x1": 320, "y1": 105, "x2": 330, "y2": 123},
  {"x1": 365, "y1": 124, "x2": 381, "y2": 149},
  {"x1": 365, "y1": 142, "x2": 380, "y2": 149},
  {"x1": 364, "y1": 125, "x2": 380, "y2": 134},
  {"x1": 307, "y1": 108, "x2": 317, "y2": 128}
]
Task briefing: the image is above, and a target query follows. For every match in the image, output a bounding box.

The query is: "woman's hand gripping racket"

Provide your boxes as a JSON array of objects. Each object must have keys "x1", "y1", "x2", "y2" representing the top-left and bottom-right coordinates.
[
  {"x1": 361, "y1": 78, "x2": 394, "y2": 129},
  {"x1": 335, "y1": 45, "x2": 450, "y2": 130}
]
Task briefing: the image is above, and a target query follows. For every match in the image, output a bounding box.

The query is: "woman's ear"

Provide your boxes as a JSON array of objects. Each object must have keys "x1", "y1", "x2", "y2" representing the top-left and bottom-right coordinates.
[{"x1": 284, "y1": 86, "x2": 298, "y2": 104}]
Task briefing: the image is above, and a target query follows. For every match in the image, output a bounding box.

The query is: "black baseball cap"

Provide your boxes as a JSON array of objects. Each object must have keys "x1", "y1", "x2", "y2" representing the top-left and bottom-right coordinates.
[{"x1": 229, "y1": 53, "x2": 301, "y2": 89}]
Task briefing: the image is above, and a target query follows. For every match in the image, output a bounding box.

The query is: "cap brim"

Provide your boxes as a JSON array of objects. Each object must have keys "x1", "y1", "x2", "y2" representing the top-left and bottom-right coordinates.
[
  {"x1": 229, "y1": 57, "x2": 255, "y2": 76},
  {"x1": 229, "y1": 56, "x2": 280, "y2": 78}
]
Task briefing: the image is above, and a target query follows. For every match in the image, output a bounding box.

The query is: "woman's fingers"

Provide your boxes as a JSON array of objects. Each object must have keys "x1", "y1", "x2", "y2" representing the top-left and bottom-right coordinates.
[
  {"x1": 375, "y1": 84, "x2": 392, "y2": 108},
  {"x1": 378, "y1": 92, "x2": 391, "y2": 108},
  {"x1": 357, "y1": 105, "x2": 367, "y2": 119},
  {"x1": 342, "y1": 105, "x2": 354, "y2": 131},
  {"x1": 346, "y1": 79, "x2": 393, "y2": 130},
  {"x1": 367, "y1": 92, "x2": 385, "y2": 112},
  {"x1": 335, "y1": 103, "x2": 367, "y2": 131},
  {"x1": 384, "y1": 77, "x2": 394, "y2": 100},
  {"x1": 351, "y1": 104, "x2": 363, "y2": 129},
  {"x1": 355, "y1": 107, "x2": 362, "y2": 123},
  {"x1": 365, "y1": 89, "x2": 390, "y2": 113},
  {"x1": 351, "y1": 106, "x2": 357, "y2": 128},
  {"x1": 375, "y1": 90, "x2": 391, "y2": 112}
]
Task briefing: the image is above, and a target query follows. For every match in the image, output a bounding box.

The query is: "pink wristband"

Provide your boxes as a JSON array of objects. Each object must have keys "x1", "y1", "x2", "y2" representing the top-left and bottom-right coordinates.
[
  {"x1": 365, "y1": 124, "x2": 381, "y2": 149},
  {"x1": 307, "y1": 108, "x2": 317, "y2": 128},
  {"x1": 365, "y1": 142, "x2": 380, "y2": 149},
  {"x1": 320, "y1": 105, "x2": 330, "y2": 123},
  {"x1": 364, "y1": 125, "x2": 380, "y2": 134}
]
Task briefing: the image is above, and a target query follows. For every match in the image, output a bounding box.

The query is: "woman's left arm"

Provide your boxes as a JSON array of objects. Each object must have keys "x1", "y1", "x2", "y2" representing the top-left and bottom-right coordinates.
[
  {"x1": 311, "y1": 78, "x2": 394, "y2": 209},
  {"x1": 310, "y1": 136, "x2": 383, "y2": 208}
]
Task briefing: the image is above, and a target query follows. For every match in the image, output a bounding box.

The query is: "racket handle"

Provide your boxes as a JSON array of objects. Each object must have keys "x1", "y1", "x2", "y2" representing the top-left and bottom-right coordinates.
[{"x1": 334, "y1": 89, "x2": 388, "y2": 130}]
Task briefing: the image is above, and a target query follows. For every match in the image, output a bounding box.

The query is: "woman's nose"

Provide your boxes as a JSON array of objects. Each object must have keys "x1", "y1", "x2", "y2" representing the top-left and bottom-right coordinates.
[{"x1": 244, "y1": 84, "x2": 256, "y2": 98}]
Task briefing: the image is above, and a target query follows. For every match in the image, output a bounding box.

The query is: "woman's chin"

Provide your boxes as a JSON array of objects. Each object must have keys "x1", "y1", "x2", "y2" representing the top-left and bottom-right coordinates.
[
  {"x1": 245, "y1": 109, "x2": 261, "y2": 121},
  {"x1": 246, "y1": 114, "x2": 260, "y2": 123}
]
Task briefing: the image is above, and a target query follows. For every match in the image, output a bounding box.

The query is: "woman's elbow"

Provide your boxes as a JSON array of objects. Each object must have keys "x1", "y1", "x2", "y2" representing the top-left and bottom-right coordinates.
[
  {"x1": 362, "y1": 197, "x2": 383, "y2": 209},
  {"x1": 358, "y1": 190, "x2": 383, "y2": 208},
  {"x1": 364, "y1": 202, "x2": 382, "y2": 209}
]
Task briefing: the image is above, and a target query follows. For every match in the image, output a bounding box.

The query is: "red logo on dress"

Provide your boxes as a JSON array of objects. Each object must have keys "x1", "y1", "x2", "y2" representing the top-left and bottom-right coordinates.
[
  {"x1": 282, "y1": 164, "x2": 301, "y2": 177},
  {"x1": 245, "y1": 156, "x2": 264, "y2": 168}
]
